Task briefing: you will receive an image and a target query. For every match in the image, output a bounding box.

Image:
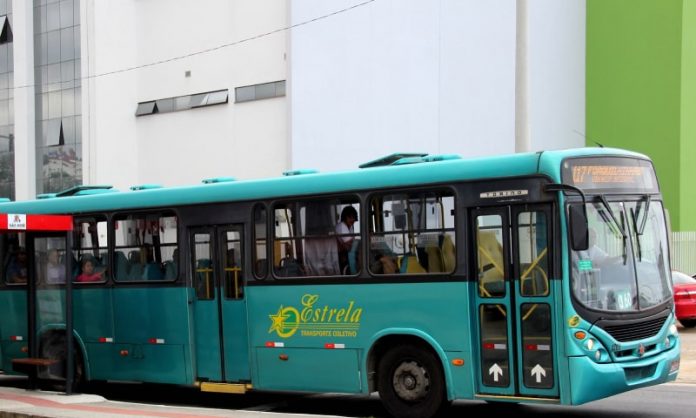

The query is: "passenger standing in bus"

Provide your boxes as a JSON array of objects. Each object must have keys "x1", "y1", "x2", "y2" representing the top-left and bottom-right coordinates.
[
  {"x1": 336, "y1": 206, "x2": 358, "y2": 273},
  {"x1": 76, "y1": 259, "x2": 102, "y2": 282},
  {"x1": 6, "y1": 247, "x2": 28, "y2": 283},
  {"x1": 46, "y1": 249, "x2": 66, "y2": 284}
]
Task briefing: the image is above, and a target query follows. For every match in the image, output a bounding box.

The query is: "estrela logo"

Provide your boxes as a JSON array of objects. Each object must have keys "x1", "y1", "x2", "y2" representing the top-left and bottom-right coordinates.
[{"x1": 268, "y1": 294, "x2": 363, "y2": 339}]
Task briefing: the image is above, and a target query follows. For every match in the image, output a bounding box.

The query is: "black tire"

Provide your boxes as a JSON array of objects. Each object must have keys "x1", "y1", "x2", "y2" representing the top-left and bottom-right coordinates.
[
  {"x1": 38, "y1": 333, "x2": 84, "y2": 392},
  {"x1": 680, "y1": 319, "x2": 696, "y2": 328},
  {"x1": 378, "y1": 345, "x2": 447, "y2": 418}
]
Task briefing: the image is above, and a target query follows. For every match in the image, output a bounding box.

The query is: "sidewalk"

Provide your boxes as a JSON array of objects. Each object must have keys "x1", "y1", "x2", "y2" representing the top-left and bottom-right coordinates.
[{"x1": 0, "y1": 384, "x2": 339, "y2": 418}]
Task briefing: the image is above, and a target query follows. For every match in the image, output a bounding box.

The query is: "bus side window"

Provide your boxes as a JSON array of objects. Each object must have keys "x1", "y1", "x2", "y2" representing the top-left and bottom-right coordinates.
[
  {"x1": 73, "y1": 217, "x2": 108, "y2": 284},
  {"x1": 369, "y1": 191, "x2": 456, "y2": 276}
]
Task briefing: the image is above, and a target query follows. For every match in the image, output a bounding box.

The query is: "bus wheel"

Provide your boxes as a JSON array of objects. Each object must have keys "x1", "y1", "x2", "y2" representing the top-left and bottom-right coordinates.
[
  {"x1": 38, "y1": 332, "x2": 84, "y2": 392},
  {"x1": 378, "y1": 345, "x2": 446, "y2": 418}
]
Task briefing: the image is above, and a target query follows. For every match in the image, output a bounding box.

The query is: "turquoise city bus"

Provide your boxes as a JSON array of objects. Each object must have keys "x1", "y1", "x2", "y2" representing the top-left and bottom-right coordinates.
[{"x1": 0, "y1": 148, "x2": 680, "y2": 417}]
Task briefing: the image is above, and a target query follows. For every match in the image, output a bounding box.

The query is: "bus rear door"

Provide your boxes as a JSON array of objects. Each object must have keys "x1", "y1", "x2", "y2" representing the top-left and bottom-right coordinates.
[
  {"x1": 472, "y1": 205, "x2": 558, "y2": 400},
  {"x1": 190, "y1": 225, "x2": 249, "y2": 383}
]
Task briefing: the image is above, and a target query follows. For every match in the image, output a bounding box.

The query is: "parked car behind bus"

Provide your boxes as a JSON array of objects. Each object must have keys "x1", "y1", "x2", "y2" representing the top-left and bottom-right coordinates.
[{"x1": 673, "y1": 271, "x2": 696, "y2": 328}]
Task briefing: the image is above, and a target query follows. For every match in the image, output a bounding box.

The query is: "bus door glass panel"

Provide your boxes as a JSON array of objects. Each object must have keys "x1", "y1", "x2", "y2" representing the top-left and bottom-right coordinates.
[
  {"x1": 252, "y1": 205, "x2": 267, "y2": 279},
  {"x1": 474, "y1": 212, "x2": 512, "y2": 391},
  {"x1": 515, "y1": 210, "x2": 554, "y2": 392},
  {"x1": 218, "y1": 225, "x2": 249, "y2": 381},
  {"x1": 221, "y1": 229, "x2": 243, "y2": 300},
  {"x1": 32, "y1": 236, "x2": 69, "y2": 381},
  {"x1": 193, "y1": 232, "x2": 215, "y2": 300},
  {"x1": 2, "y1": 232, "x2": 27, "y2": 285},
  {"x1": 191, "y1": 228, "x2": 221, "y2": 381}
]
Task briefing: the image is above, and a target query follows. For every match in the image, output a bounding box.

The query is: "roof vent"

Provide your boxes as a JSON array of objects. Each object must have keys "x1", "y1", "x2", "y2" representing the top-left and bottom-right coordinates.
[
  {"x1": 359, "y1": 153, "x2": 428, "y2": 169},
  {"x1": 422, "y1": 154, "x2": 461, "y2": 162},
  {"x1": 202, "y1": 177, "x2": 236, "y2": 184},
  {"x1": 55, "y1": 185, "x2": 115, "y2": 197},
  {"x1": 283, "y1": 169, "x2": 319, "y2": 176},
  {"x1": 0, "y1": 197, "x2": 11, "y2": 203},
  {"x1": 130, "y1": 184, "x2": 163, "y2": 191}
]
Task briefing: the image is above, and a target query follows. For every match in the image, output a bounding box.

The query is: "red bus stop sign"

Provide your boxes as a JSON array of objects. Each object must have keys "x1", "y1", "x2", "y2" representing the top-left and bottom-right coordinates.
[{"x1": 0, "y1": 214, "x2": 73, "y2": 232}]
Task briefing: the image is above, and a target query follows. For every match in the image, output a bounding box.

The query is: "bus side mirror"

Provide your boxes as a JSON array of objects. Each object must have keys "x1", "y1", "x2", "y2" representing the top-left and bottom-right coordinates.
[{"x1": 569, "y1": 204, "x2": 589, "y2": 251}]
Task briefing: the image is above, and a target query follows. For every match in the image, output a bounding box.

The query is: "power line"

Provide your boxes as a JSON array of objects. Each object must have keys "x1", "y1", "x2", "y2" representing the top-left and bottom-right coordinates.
[{"x1": 4, "y1": 0, "x2": 376, "y2": 92}]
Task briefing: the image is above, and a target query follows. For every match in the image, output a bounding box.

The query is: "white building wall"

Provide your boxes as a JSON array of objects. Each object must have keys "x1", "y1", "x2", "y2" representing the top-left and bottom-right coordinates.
[
  {"x1": 87, "y1": 0, "x2": 288, "y2": 190},
  {"x1": 11, "y1": 1, "x2": 584, "y2": 199},
  {"x1": 289, "y1": 0, "x2": 585, "y2": 172}
]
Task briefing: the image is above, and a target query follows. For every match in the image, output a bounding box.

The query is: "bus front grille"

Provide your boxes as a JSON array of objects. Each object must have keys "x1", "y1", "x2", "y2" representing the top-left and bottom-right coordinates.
[{"x1": 597, "y1": 314, "x2": 668, "y2": 342}]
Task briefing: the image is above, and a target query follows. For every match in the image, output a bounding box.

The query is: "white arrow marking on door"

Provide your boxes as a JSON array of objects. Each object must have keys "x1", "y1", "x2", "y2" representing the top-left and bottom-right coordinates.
[
  {"x1": 489, "y1": 363, "x2": 503, "y2": 382},
  {"x1": 531, "y1": 364, "x2": 546, "y2": 383}
]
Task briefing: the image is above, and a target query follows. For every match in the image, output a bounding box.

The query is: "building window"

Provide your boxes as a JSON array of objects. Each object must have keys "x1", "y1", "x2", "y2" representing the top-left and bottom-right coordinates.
[
  {"x1": 235, "y1": 80, "x2": 286, "y2": 103},
  {"x1": 0, "y1": 14, "x2": 12, "y2": 44},
  {"x1": 135, "y1": 89, "x2": 228, "y2": 117},
  {"x1": 0, "y1": 1, "x2": 13, "y2": 200},
  {"x1": 33, "y1": 0, "x2": 82, "y2": 195}
]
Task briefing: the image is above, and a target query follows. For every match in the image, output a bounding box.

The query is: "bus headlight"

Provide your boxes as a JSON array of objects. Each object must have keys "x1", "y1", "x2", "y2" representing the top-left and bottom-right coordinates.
[
  {"x1": 669, "y1": 323, "x2": 678, "y2": 336},
  {"x1": 585, "y1": 339, "x2": 596, "y2": 351}
]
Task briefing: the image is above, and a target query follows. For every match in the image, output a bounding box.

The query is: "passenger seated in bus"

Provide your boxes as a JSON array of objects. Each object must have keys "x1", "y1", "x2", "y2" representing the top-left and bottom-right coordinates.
[
  {"x1": 6, "y1": 247, "x2": 28, "y2": 284},
  {"x1": 76, "y1": 259, "x2": 103, "y2": 282},
  {"x1": 335, "y1": 206, "x2": 358, "y2": 273},
  {"x1": 276, "y1": 243, "x2": 305, "y2": 277},
  {"x1": 46, "y1": 249, "x2": 65, "y2": 284},
  {"x1": 370, "y1": 251, "x2": 398, "y2": 274}
]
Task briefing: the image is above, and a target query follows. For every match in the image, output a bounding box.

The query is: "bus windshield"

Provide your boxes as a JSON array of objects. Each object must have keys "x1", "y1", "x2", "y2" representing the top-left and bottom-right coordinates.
[{"x1": 571, "y1": 200, "x2": 671, "y2": 312}]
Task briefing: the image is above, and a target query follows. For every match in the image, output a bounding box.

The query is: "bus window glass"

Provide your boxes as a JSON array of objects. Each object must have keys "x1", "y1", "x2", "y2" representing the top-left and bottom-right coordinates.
[
  {"x1": 628, "y1": 201, "x2": 671, "y2": 309},
  {"x1": 73, "y1": 217, "x2": 108, "y2": 283},
  {"x1": 273, "y1": 197, "x2": 360, "y2": 278},
  {"x1": 518, "y1": 211, "x2": 549, "y2": 297},
  {"x1": 193, "y1": 232, "x2": 214, "y2": 300},
  {"x1": 37, "y1": 237, "x2": 67, "y2": 285},
  {"x1": 476, "y1": 215, "x2": 505, "y2": 297},
  {"x1": 571, "y1": 202, "x2": 637, "y2": 311},
  {"x1": 113, "y1": 213, "x2": 178, "y2": 282},
  {"x1": 253, "y1": 205, "x2": 267, "y2": 279},
  {"x1": 1, "y1": 232, "x2": 27, "y2": 285},
  {"x1": 223, "y1": 229, "x2": 243, "y2": 299},
  {"x1": 369, "y1": 191, "x2": 455, "y2": 275}
]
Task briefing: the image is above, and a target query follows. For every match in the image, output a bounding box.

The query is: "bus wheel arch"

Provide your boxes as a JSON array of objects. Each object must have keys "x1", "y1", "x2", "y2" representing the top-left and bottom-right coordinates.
[
  {"x1": 37, "y1": 328, "x2": 87, "y2": 390},
  {"x1": 368, "y1": 334, "x2": 450, "y2": 418}
]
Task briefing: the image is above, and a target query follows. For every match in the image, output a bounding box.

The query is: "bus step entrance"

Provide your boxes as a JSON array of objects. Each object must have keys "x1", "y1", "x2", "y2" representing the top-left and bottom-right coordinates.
[{"x1": 198, "y1": 382, "x2": 253, "y2": 394}]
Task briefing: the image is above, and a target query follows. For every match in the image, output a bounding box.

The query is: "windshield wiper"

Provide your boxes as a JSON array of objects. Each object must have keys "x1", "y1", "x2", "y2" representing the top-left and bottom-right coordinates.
[
  {"x1": 598, "y1": 195, "x2": 628, "y2": 265},
  {"x1": 631, "y1": 207, "x2": 643, "y2": 262},
  {"x1": 636, "y1": 194, "x2": 652, "y2": 236},
  {"x1": 631, "y1": 195, "x2": 652, "y2": 262},
  {"x1": 599, "y1": 195, "x2": 626, "y2": 238}
]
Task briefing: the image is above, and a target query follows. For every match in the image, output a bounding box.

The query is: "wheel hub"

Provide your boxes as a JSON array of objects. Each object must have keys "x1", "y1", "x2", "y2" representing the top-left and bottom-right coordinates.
[{"x1": 392, "y1": 361, "x2": 430, "y2": 401}]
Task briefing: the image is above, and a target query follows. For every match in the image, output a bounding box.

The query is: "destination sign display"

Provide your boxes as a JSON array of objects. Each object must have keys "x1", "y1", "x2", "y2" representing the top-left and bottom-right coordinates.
[{"x1": 562, "y1": 157, "x2": 658, "y2": 193}]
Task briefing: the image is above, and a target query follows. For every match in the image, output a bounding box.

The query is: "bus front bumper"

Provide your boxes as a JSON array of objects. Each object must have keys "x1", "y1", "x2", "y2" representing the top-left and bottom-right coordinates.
[{"x1": 568, "y1": 341, "x2": 680, "y2": 405}]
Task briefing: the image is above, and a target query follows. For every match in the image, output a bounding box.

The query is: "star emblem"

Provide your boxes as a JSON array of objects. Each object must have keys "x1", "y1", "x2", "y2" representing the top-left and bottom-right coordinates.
[{"x1": 268, "y1": 306, "x2": 290, "y2": 334}]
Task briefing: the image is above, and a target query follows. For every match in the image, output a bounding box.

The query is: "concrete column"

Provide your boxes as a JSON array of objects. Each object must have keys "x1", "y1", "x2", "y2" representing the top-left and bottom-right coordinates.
[
  {"x1": 12, "y1": 0, "x2": 36, "y2": 200},
  {"x1": 515, "y1": 0, "x2": 530, "y2": 153}
]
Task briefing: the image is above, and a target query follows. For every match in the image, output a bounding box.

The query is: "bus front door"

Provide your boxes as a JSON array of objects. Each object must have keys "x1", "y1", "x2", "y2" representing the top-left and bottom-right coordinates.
[
  {"x1": 472, "y1": 205, "x2": 557, "y2": 399},
  {"x1": 190, "y1": 225, "x2": 249, "y2": 383}
]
